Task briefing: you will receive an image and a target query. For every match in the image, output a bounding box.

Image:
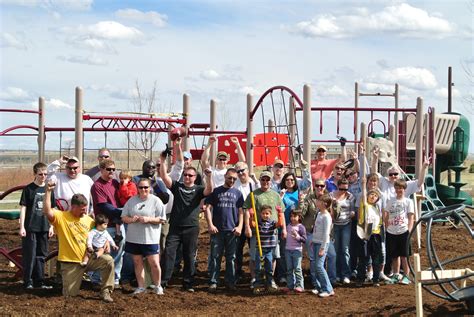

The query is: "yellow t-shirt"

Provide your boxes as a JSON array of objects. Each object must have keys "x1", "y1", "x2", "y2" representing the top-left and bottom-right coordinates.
[
  {"x1": 358, "y1": 201, "x2": 382, "y2": 235},
  {"x1": 51, "y1": 209, "x2": 94, "y2": 263}
]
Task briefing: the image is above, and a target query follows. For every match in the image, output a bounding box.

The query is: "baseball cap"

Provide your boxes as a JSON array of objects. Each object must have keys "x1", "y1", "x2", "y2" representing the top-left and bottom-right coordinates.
[
  {"x1": 183, "y1": 151, "x2": 192, "y2": 160},
  {"x1": 217, "y1": 151, "x2": 229, "y2": 159},
  {"x1": 316, "y1": 145, "x2": 327, "y2": 152},
  {"x1": 67, "y1": 156, "x2": 80, "y2": 163},
  {"x1": 259, "y1": 171, "x2": 272, "y2": 180},
  {"x1": 314, "y1": 178, "x2": 325, "y2": 186},
  {"x1": 273, "y1": 159, "x2": 284, "y2": 167}
]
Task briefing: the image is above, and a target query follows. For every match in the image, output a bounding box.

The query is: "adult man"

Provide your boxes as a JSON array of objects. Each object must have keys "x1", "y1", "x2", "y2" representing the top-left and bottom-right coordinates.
[
  {"x1": 204, "y1": 168, "x2": 244, "y2": 291},
  {"x1": 310, "y1": 141, "x2": 347, "y2": 182},
  {"x1": 160, "y1": 140, "x2": 213, "y2": 292},
  {"x1": 201, "y1": 136, "x2": 245, "y2": 187},
  {"x1": 85, "y1": 148, "x2": 119, "y2": 181},
  {"x1": 43, "y1": 183, "x2": 114, "y2": 302},
  {"x1": 243, "y1": 171, "x2": 286, "y2": 289},
  {"x1": 270, "y1": 159, "x2": 312, "y2": 192},
  {"x1": 90, "y1": 159, "x2": 124, "y2": 287},
  {"x1": 47, "y1": 156, "x2": 93, "y2": 212},
  {"x1": 133, "y1": 160, "x2": 169, "y2": 205},
  {"x1": 174, "y1": 151, "x2": 202, "y2": 185}
]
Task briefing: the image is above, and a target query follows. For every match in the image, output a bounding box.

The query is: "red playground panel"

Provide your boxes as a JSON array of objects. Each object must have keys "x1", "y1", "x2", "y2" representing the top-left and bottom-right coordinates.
[
  {"x1": 217, "y1": 134, "x2": 247, "y2": 165},
  {"x1": 253, "y1": 132, "x2": 289, "y2": 167}
]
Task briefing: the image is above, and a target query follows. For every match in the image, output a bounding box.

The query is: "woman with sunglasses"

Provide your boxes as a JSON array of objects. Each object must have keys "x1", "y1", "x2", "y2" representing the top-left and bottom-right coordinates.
[
  {"x1": 122, "y1": 178, "x2": 167, "y2": 296},
  {"x1": 331, "y1": 178, "x2": 355, "y2": 285}
]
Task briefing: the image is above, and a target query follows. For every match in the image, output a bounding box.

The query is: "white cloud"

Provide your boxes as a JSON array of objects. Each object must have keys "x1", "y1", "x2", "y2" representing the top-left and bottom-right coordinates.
[
  {"x1": 115, "y1": 8, "x2": 168, "y2": 27},
  {"x1": 47, "y1": 98, "x2": 71, "y2": 109},
  {"x1": 239, "y1": 86, "x2": 260, "y2": 96},
  {"x1": 200, "y1": 69, "x2": 221, "y2": 80},
  {"x1": 0, "y1": 86, "x2": 30, "y2": 102},
  {"x1": 1, "y1": 32, "x2": 27, "y2": 50},
  {"x1": 370, "y1": 67, "x2": 438, "y2": 90},
  {"x1": 292, "y1": 3, "x2": 456, "y2": 39},
  {"x1": 57, "y1": 55, "x2": 108, "y2": 66},
  {"x1": 326, "y1": 85, "x2": 347, "y2": 96},
  {"x1": 87, "y1": 84, "x2": 138, "y2": 100},
  {"x1": 362, "y1": 83, "x2": 396, "y2": 92},
  {"x1": 79, "y1": 21, "x2": 143, "y2": 40},
  {"x1": 434, "y1": 87, "x2": 460, "y2": 98},
  {"x1": 0, "y1": 0, "x2": 93, "y2": 10}
]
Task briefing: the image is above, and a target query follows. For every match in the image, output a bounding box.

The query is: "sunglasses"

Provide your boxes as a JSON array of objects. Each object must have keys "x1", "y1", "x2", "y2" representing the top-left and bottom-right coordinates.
[
  {"x1": 338, "y1": 188, "x2": 349, "y2": 191},
  {"x1": 285, "y1": 178, "x2": 295, "y2": 182},
  {"x1": 218, "y1": 158, "x2": 228, "y2": 161},
  {"x1": 99, "y1": 155, "x2": 110, "y2": 158},
  {"x1": 105, "y1": 167, "x2": 116, "y2": 172},
  {"x1": 317, "y1": 149, "x2": 326, "y2": 153},
  {"x1": 273, "y1": 164, "x2": 283, "y2": 169},
  {"x1": 147, "y1": 166, "x2": 156, "y2": 169},
  {"x1": 138, "y1": 186, "x2": 149, "y2": 189},
  {"x1": 237, "y1": 169, "x2": 246, "y2": 174},
  {"x1": 315, "y1": 184, "x2": 325, "y2": 188},
  {"x1": 37, "y1": 173, "x2": 47, "y2": 176},
  {"x1": 260, "y1": 178, "x2": 271, "y2": 182},
  {"x1": 183, "y1": 173, "x2": 196, "y2": 177},
  {"x1": 389, "y1": 173, "x2": 399, "y2": 177},
  {"x1": 226, "y1": 176, "x2": 237, "y2": 181},
  {"x1": 66, "y1": 166, "x2": 79, "y2": 171},
  {"x1": 335, "y1": 166, "x2": 345, "y2": 171}
]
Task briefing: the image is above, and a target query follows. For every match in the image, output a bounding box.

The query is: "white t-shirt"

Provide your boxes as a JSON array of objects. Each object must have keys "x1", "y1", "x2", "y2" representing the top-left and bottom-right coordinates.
[
  {"x1": 87, "y1": 228, "x2": 116, "y2": 249},
  {"x1": 211, "y1": 167, "x2": 227, "y2": 188},
  {"x1": 51, "y1": 173, "x2": 94, "y2": 212},
  {"x1": 378, "y1": 174, "x2": 420, "y2": 202},
  {"x1": 234, "y1": 178, "x2": 258, "y2": 200},
  {"x1": 385, "y1": 197, "x2": 414, "y2": 235}
]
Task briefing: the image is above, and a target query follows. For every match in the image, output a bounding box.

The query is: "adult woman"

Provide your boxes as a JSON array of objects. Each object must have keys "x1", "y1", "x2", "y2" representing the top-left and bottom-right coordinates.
[
  {"x1": 277, "y1": 172, "x2": 300, "y2": 283},
  {"x1": 122, "y1": 178, "x2": 166, "y2": 295},
  {"x1": 331, "y1": 178, "x2": 355, "y2": 284}
]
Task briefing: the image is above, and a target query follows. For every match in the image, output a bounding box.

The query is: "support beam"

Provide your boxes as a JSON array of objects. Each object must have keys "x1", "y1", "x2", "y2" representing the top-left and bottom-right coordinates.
[
  {"x1": 247, "y1": 94, "x2": 254, "y2": 175},
  {"x1": 303, "y1": 84, "x2": 312, "y2": 164},
  {"x1": 75, "y1": 87, "x2": 83, "y2": 164},
  {"x1": 38, "y1": 97, "x2": 45, "y2": 163},
  {"x1": 183, "y1": 93, "x2": 190, "y2": 152}
]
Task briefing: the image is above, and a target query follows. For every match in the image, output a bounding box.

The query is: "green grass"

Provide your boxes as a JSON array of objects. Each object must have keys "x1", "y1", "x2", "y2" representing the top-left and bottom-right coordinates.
[{"x1": 0, "y1": 191, "x2": 21, "y2": 210}]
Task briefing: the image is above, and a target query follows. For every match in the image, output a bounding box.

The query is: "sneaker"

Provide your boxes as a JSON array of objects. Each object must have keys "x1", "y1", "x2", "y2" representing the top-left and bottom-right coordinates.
[
  {"x1": 250, "y1": 278, "x2": 256, "y2": 289},
  {"x1": 399, "y1": 275, "x2": 411, "y2": 285},
  {"x1": 101, "y1": 289, "x2": 114, "y2": 303},
  {"x1": 373, "y1": 282, "x2": 381, "y2": 287},
  {"x1": 131, "y1": 287, "x2": 147, "y2": 295},
  {"x1": 311, "y1": 288, "x2": 319, "y2": 295},
  {"x1": 270, "y1": 280, "x2": 278, "y2": 290},
  {"x1": 185, "y1": 287, "x2": 195, "y2": 293},
  {"x1": 389, "y1": 274, "x2": 401, "y2": 284},
  {"x1": 36, "y1": 283, "x2": 53, "y2": 290},
  {"x1": 319, "y1": 291, "x2": 333, "y2": 298},
  {"x1": 294, "y1": 287, "x2": 304, "y2": 293},
  {"x1": 379, "y1": 272, "x2": 392, "y2": 282},
  {"x1": 279, "y1": 277, "x2": 287, "y2": 285},
  {"x1": 343, "y1": 277, "x2": 351, "y2": 284},
  {"x1": 24, "y1": 284, "x2": 33, "y2": 290},
  {"x1": 154, "y1": 285, "x2": 164, "y2": 295},
  {"x1": 208, "y1": 284, "x2": 217, "y2": 292},
  {"x1": 365, "y1": 271, "x2": 373, "y2": 282}
]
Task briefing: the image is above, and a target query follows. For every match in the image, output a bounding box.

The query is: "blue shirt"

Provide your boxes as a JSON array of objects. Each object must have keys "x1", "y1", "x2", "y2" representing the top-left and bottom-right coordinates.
[
  {"x1": 205, "y1": 186, "x2": 244, "y2": 232},
  {"x1": 282, "y1": 190, "x2": 299, "y2": 224}
]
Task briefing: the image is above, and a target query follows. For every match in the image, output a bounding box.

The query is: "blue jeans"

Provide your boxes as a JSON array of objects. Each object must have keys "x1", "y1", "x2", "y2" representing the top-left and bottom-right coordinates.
[
  {"x1": 313, "y1": 243, "x2": 333, "y2": 294},
  {"x1": 305, "y1": 233, "x2": 317, "y2": 288},
  {"x1": 326, "y1": 241, "x2": 337, "y2": 284},
  {"x1": 334, "y1": 223, "x2": 351, "y2": 280},
  {"x1": 285, "y1": 249, "x2": 303, "y2": 289},
  {"x1": 209, "y1": 231, "x2": 237, "y2": 286},
  {"x1": 91, "y1": 225, "x2": 125, "y2": 284},
  {"x1": 254, "y1": 248, "x2": 273, "y2": 287}
]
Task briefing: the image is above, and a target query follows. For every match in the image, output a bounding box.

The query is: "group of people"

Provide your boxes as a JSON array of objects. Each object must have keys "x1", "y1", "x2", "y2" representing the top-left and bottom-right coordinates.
[{"x1": 18, "y1": 133, "x2": 429, "y2": 302}]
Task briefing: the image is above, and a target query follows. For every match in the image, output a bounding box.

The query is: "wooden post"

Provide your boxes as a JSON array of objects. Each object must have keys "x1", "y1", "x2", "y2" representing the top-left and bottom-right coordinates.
[{"x1": 414, "y1": 253, "x2": 424, "y2": 317}]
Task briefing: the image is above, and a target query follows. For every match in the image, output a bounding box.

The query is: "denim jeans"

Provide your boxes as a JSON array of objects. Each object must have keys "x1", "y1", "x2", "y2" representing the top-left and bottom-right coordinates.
[
  {"x1": 313, "y1": 243, "x2": 333, "y2": 294},
  {"x1": 254, "y1": 248, "x2": 273, "y2": 287},
  {"x1": 334, "y1": 223, "x2": 351, "y2": 280},
  {"x1": 285, "y1": 249, "x2": 303, "y2": 289},
  {"x1": 209, "y1": 231, "x2": 237, "y2": 286},
  {"x1": 356, "y1": 234, "x2": 383, "y2": 283},
  {"x1": 91, "y1": 225, "x2": 125, "y2": 284},
  {"x1": 326, "y1": 241, "x2": 337, "y2": 284},
  {"x1": 235, "y1": 234, "x2": 249, "y2": 278},
  {"x1": 22, "y1": 231, "x2": 48, "y2": 286},
  {"x1": 305, "y1": 233, "x2": 317, "y2": 288},
  {"x1": 276, "y1": 230, "x2": 287, "y2": 280},
  {"x1": 163, "y1": 226, "x2": 199, "y2": 288}
]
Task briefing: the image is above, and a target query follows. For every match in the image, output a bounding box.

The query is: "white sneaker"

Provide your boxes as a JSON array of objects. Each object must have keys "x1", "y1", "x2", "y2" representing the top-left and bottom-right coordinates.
[
  {"x1": 365, "y1": 271, "x2": 373, "y2": 282},
  {"x1": 319, "y1": 291, "x2": 334, "y2": 298},
  {"x1": 132, "y1": 287, "x2": 147, "y2": 295},
  {"x1": 379, "y1": 272, "x2": 392, "y2": 282},
  {"x1": 154, "y1": 285, "x2": 164, "y2": 295},
  {"x1": 343, "y1": 277, "x2": 351, "y2": 284},
  {"x1": 311, "y1": 289, "x2": 319, "y2": 295},
  {"x1": 250, "y1": 278, "x2": 256, "y2": 289}
]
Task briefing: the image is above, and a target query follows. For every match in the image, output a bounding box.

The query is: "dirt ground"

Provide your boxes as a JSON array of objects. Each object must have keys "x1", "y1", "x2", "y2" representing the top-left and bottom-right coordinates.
[{"x1": 0, "y1": 215, "x2": 473, "y2": 316}]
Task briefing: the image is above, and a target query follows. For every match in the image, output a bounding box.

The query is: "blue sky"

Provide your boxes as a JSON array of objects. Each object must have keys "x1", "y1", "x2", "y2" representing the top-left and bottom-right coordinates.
[{"x1": 1, "y1": 0, "x2": 473, "y2": 153}]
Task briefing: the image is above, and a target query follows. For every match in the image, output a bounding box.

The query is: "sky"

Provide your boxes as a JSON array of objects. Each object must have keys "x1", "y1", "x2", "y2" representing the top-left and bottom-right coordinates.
[{"x1": 1, "y1": 0, "x2": 473, "y2": 155}]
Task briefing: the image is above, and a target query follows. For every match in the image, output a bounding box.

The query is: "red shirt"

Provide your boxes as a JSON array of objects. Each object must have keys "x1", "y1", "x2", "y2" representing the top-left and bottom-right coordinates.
[
  {"x1": 117, "y1": 181, "x2": 138, "y2": 207},
  {"x1": 311, "y1": 158, "x2": 339, "y2": 181},
  {"x1": 91, "y1": 177, "x2": 119, "y2": 216}
]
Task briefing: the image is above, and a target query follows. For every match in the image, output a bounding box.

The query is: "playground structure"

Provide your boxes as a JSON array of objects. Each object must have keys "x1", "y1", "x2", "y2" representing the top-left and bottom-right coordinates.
[{"x1": 1, "y1": 81, "x2": 473, "y2": 311}]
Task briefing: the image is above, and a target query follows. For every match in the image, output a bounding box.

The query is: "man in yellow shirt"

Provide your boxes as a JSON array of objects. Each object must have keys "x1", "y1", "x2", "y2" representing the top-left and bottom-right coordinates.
[{"x1": 43, "y1": 183, "x2": 114, "y2": 302}]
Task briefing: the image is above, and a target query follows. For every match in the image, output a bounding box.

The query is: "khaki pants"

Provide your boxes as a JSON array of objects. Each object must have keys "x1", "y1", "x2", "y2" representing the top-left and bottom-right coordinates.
[{"x1": 60, "y1": 254, "x2": 114, "y2": 296}]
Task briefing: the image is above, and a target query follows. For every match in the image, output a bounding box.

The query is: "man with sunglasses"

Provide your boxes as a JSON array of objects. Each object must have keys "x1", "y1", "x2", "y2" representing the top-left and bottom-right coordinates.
[
  {"x1": 204, "y1": 168, "x2": 244, "y2": 292},
  {"x1": 85, "y1": 148, "x2": 119, "y2": 181},
  {"x1": 159, "y1": 147, "x2": 214, "y2": 292},
  {"x1": 47, "y1": 156, "x2": 94, "y2": 212},
  {"x1": 90, "y1": 159, "x2": 124, "y2": 288},
  {"x1": 133, "y1": 160, "x2": 169, "y2": 205},
  {"x1": 311, "y1": 142, "x2": 347, "y2": 182}
]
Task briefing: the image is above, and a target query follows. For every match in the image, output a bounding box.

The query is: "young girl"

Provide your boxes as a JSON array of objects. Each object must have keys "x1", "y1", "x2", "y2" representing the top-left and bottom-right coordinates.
[
  {"x1": 312, "y1": 194, "x2": 335, "y2": 297},
  {"x1": 81, "y1": 214, "x2": 118, "y2": 266},
  {"x1": 285, "y1": 210, "x2": 306, "y2": 293},
  {"x1": 116, "y1": 170, "x2": 137, "y2": 243}
]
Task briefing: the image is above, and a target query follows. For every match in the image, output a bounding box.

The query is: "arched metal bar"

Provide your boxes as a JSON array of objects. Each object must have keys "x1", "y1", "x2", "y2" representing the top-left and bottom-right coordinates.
[{"x1": 250, "y1": 86, "x2": 304, "y2": 121}]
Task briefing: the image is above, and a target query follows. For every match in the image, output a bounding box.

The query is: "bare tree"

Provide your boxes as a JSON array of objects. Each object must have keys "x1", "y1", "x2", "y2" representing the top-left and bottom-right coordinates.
[
  {"x1": 460, "y1": 58, "x2": 474, "y2": 115},
  {"x1": 128, "y1": 80, "x2": 163, "y2": 159}
]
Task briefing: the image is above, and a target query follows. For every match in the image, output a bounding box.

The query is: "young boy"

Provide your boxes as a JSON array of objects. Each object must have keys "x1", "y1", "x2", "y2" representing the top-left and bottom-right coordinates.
[
  {"x1": 19, "y1": 162, "x2": 56, "y2": 289},
  {"x1": 81, "y1": 214, "x2": 118, "y2": 266},
  {"x1": 383, "y1": 179, "x2": 414, "y2": 285},
  {"x1": 356, "y1": 177, "x2": 384, "y2": 287},
  {"x1": 116, "y1": 170, "x2": 137, "y2": 244},
  {"x1": 253, "y1": 205, "x2": 281, "y2": 293}
]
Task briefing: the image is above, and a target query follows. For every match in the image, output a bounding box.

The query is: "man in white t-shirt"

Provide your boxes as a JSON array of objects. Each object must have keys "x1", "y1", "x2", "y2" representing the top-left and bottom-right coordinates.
[{"x1": 47, "y1": 156, "x2": 94, "y2": 212}]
